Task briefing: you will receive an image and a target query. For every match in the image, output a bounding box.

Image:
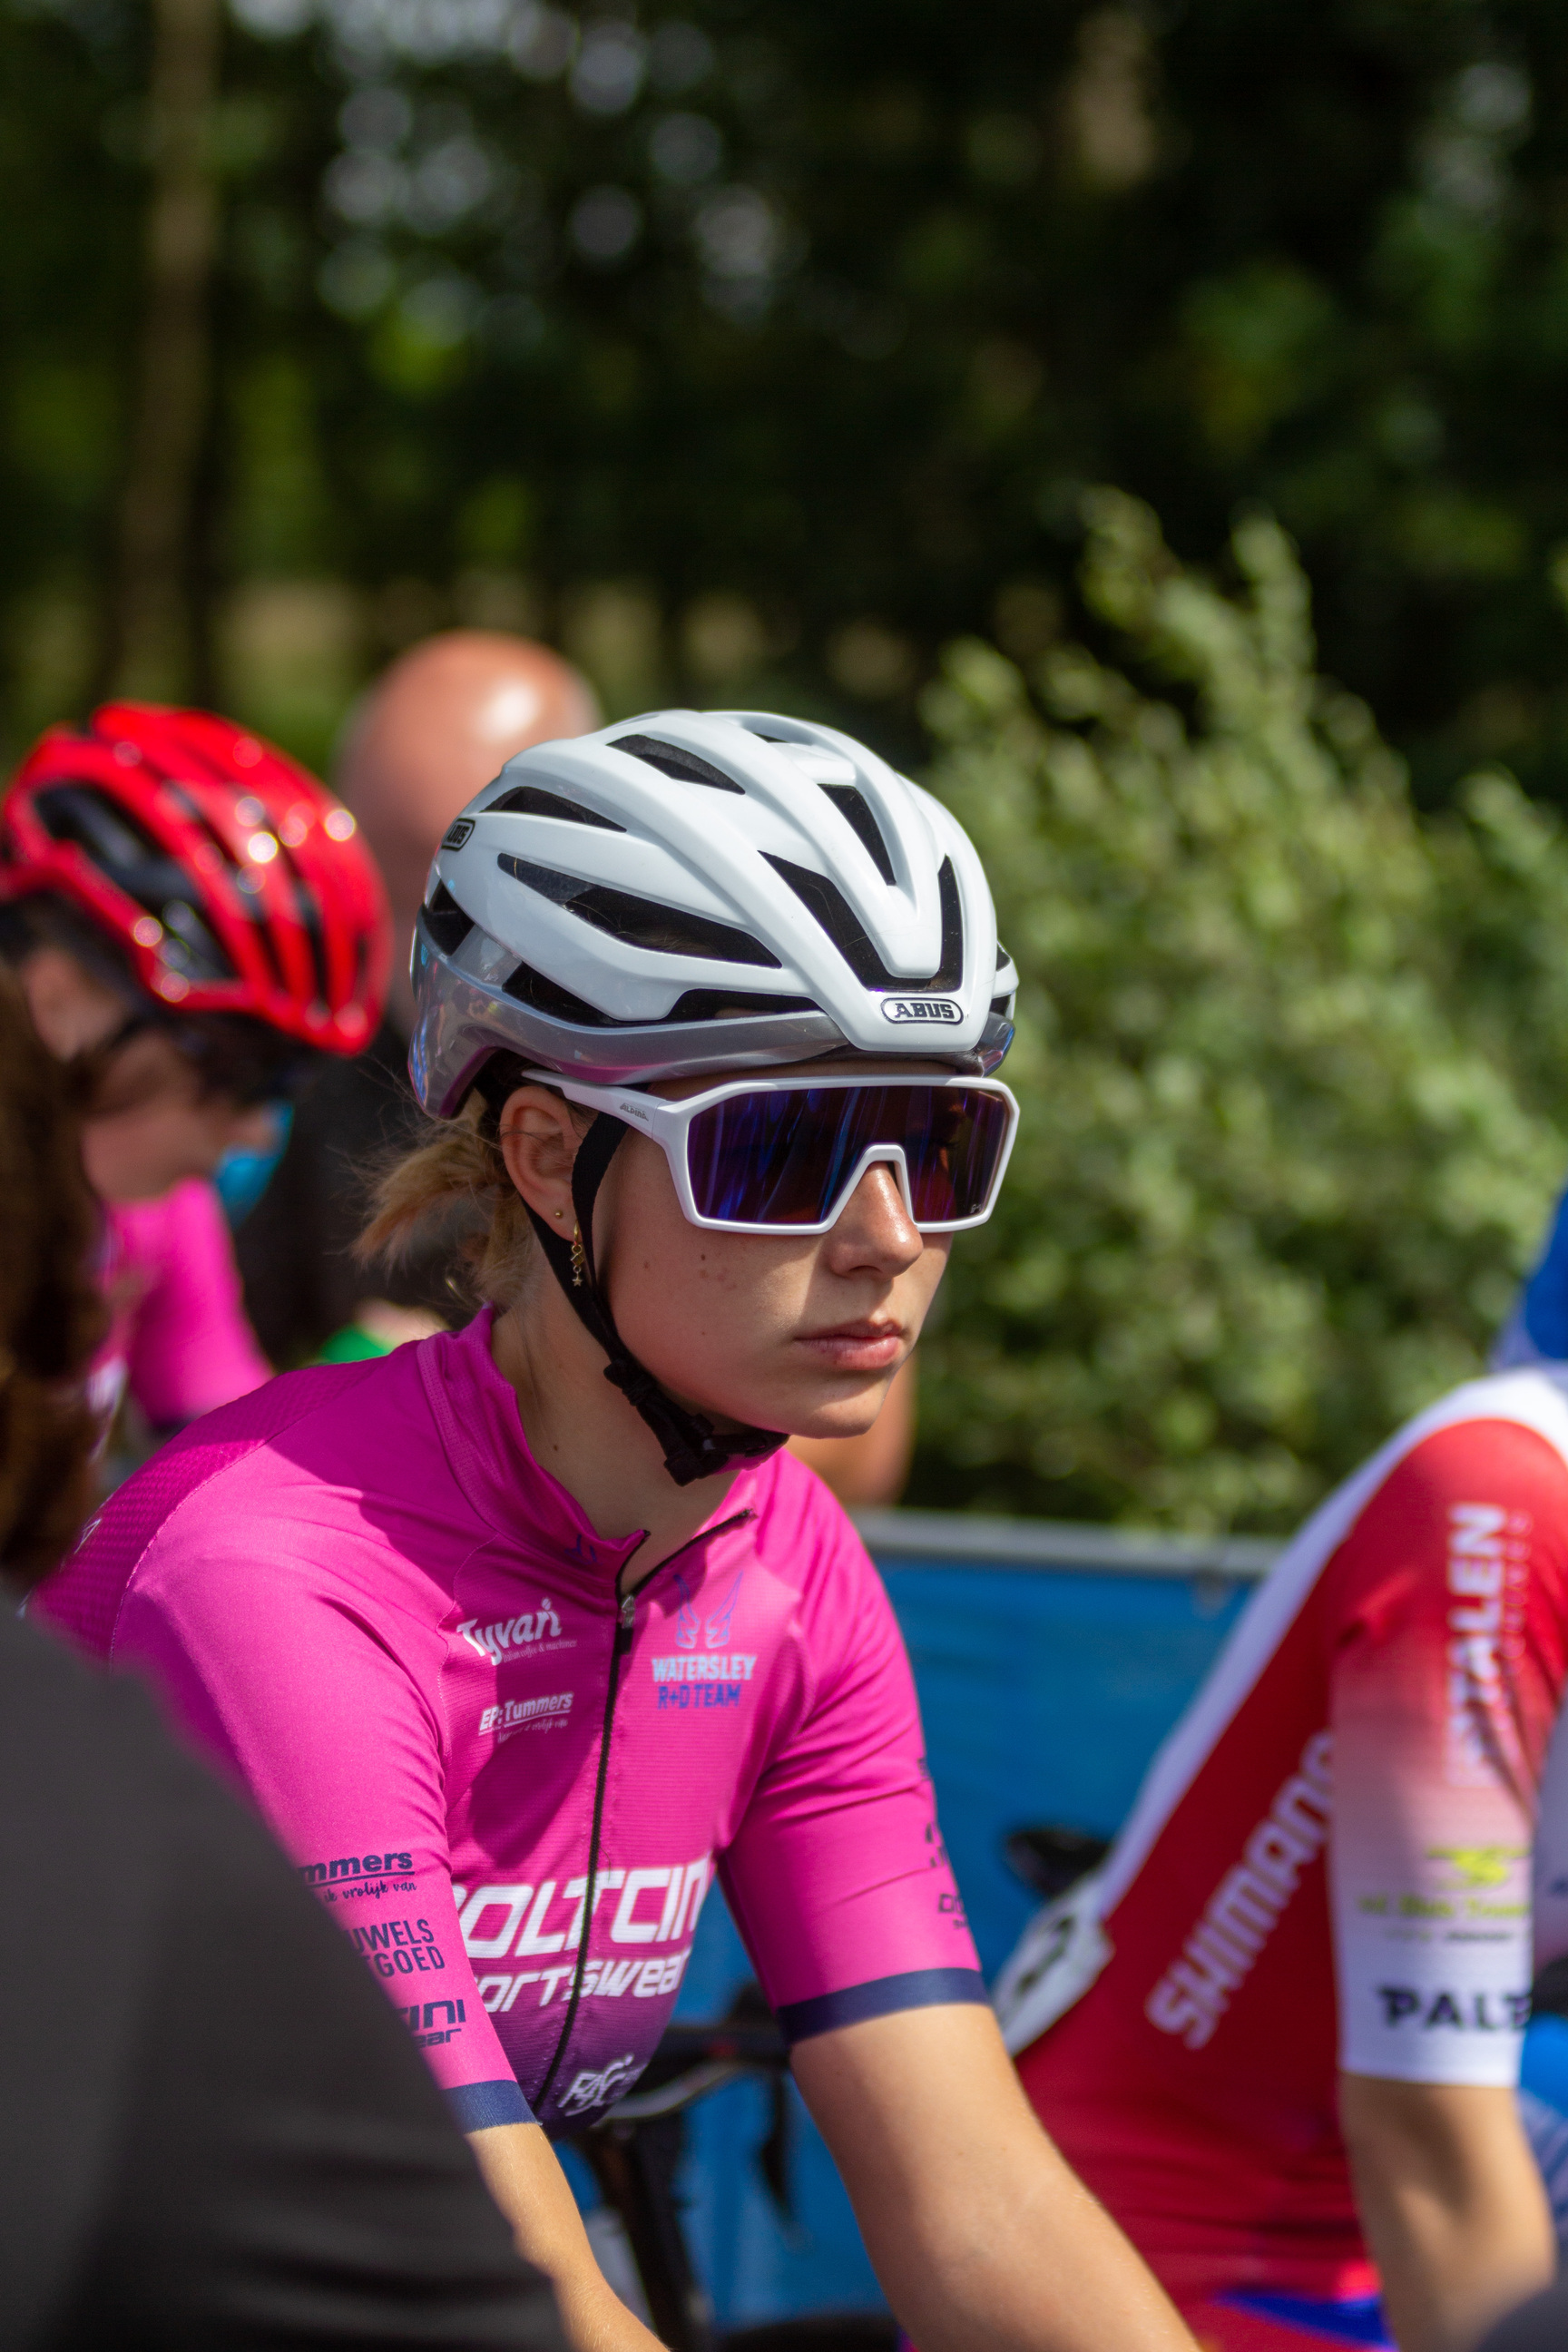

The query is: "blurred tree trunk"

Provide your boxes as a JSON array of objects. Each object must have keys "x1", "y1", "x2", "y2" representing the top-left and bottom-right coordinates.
[{"x1": 97, "y1": 0, "x2": 221, "y2": 701}]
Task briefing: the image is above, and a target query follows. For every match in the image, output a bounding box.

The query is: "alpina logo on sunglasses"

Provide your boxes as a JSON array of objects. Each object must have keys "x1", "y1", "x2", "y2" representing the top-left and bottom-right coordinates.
[{"x1": 881, "y1": 996, "x2": 962, "y2": 1024}]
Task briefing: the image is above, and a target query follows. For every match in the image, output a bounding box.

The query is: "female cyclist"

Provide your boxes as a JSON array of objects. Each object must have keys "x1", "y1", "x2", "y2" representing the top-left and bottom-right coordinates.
[
  {"x1": 42, "y1": 710, "x2": 1198, "y2": 2352},
  {"x1": 0, "y1": 701, "x2": 389, "y2": 1432}
]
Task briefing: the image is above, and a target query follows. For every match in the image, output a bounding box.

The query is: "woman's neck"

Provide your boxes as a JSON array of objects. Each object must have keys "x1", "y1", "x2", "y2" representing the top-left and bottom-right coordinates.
[{"x1": 489, "y1": 1287, "x2": 747, "y2": 1580}]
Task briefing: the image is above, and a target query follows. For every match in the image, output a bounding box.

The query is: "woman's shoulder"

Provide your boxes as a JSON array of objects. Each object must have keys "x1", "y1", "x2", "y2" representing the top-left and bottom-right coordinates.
[
  {"x1": 42, "y1": 1349, "x2": 449, "y2": 1657},
  {"x1": 148, "y1": 1349, "x2": 401, "y2": 1480},
  {"x1": 743, "y1": 1444, "x2": 881, "y2": 1591}
]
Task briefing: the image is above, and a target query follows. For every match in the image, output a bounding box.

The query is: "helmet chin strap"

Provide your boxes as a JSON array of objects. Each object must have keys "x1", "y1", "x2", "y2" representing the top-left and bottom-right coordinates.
[{"x1": 518, "y1": 1109, "x2": 786, "y2": 1489}]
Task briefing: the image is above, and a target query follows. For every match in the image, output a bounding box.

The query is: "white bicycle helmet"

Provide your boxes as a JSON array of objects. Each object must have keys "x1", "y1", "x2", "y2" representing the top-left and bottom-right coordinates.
[
  {"x1": 408, "y1": 708, "x2": 1015, "y2": 1116},
  {"x1": 407, "y1": 709, "x2": 1017, "y2": 1488}
]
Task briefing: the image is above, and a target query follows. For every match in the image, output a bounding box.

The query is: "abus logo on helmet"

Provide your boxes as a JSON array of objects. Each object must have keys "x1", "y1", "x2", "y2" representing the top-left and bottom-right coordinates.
[{"x1": 882, "y1": 996, "x2": 962, "y2": 1024}]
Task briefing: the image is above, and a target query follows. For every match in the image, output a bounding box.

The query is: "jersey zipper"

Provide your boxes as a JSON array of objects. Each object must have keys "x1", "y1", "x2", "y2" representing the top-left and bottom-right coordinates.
[{"x1": 531, "y1": 1511, "x2": 752, "y2": 2117}]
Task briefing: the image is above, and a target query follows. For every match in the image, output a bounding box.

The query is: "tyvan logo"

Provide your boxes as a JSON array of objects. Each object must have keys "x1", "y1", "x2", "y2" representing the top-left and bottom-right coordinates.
[
  {"x1": 460, "y1": 1599, "x2": 564, "y2": 1662},
  {"x1": 882, "y1": 996, "x2": 962, "y2": 1024}
]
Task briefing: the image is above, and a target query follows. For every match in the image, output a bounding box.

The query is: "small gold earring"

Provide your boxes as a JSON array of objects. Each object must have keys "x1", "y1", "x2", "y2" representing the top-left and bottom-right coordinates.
[
  {"x1": 570, "y1": 1221, "x2": 587, "y2": 1287},
  {"x1": 553, "y1": 1208, "x2": 564, "y2": 1219}
]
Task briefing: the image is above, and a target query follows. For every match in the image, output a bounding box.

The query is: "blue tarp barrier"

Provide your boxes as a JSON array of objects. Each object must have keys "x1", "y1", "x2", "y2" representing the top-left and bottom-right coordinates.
[{"x1": 566, "y1": 1513, "x2": 1277, "y2": 2331}]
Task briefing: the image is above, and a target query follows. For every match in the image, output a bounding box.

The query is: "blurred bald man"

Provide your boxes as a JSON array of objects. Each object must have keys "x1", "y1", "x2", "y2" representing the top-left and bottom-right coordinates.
[
  {"x1": 236, "y1": 634, "x2": 600, "y2": 1361},
  {"x1": 345, "y1": 632, "x2": 600, "y2": 1032}
]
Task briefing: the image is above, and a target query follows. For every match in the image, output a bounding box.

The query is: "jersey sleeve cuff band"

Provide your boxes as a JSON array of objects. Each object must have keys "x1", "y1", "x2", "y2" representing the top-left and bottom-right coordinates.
[
  {"x1": 777, "y1": 1965, "x2": 988, "y2": 2045},
  {"x1": 446, "y1": 2078, "x2": 535, "y2": 2131}
]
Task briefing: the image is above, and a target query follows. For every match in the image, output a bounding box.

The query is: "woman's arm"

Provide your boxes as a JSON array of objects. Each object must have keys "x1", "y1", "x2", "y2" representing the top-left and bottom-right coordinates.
[
  {"x1": 1339, "y1": 2073, "x2": 1554, "y2": 2352},
  {"x1": 791, "y1": 2001, "x2": 1199, "y2": 2352},
  {"x1": 467, "y1": 2122, "x2": 665, "y2": 2352}
]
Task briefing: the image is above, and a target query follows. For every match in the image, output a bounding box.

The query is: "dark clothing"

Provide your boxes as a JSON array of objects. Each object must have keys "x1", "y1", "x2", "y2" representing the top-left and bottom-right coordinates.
[
  {"x1": 237, "y1": 1021, "x2": 467, "y2": 1360},
  {"x1": 1477, "y1": 2284, "x2": 1568, "y2": 2351},
  {"x1": 0, "y1": 1605, "x2": 564, "y2": 2351}
]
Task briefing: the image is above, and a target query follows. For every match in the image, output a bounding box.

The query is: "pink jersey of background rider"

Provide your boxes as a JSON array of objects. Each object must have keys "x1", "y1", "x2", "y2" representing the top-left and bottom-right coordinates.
[
  {"x1": 91, "y1": 1175, "x2": 272, "y2": 1431},
  {"x1": 41, "y1": 1308, "x2": 983, "y2": 2132},
  {"x1": 1013, "y1": 1368, "x2": 1568, "y2": 2319}
]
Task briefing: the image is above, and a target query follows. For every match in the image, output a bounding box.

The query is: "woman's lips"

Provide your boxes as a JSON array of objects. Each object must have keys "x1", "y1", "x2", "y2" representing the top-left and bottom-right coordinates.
[{"x1": 796, "y1": 1321, "x2": 905, "y2": 1372}]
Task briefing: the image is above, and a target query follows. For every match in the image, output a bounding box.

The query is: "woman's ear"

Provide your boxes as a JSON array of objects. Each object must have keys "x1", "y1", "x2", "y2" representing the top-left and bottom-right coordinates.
[{"x1": 496, "y1": 1085, "x2": 582, "y2": 1226}]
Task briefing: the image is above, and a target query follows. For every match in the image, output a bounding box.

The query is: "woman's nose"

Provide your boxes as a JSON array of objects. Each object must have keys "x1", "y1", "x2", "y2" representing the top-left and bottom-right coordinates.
[{"x1": 828, "y1": 1161, "x2": 924, "y2": 1271}]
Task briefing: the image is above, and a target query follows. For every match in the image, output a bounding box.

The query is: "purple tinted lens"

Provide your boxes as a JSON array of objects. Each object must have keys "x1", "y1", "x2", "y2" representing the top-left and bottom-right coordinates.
[
  {"x1": 685, "y1": 1085, "x2": 1008, "y2": 1227},
  {"x1": 906, "y1": 1088, "x2": 1013, "y2": 1223}
]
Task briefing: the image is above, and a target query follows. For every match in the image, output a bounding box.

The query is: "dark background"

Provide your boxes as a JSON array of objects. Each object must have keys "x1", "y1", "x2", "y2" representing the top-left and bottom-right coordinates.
[
  {"x1": 9, "y1": 0, "x2": 1568, "y2": 805},
  {"x1": 15, "y1": 0, "x2": 1568, "y2": 1531}
]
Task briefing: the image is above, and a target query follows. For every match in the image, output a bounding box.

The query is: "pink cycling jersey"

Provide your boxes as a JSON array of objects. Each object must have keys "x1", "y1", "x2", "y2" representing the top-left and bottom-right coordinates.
[
  {"x1": 1005, "y1": 1367, "x2": 1568, "y2": 2315},
  {"x1": 42, "y1": 1308, "x2": 983, "y2": 2131},
  {"x1": 92, "y1": 1177, "x2": 272, "y2": 1431}
]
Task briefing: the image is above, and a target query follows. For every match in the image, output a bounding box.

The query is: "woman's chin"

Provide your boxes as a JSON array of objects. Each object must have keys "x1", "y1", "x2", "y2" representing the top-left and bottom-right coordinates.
[
  {"x1": 655, "y1": 1393, "x2": 882, "y2": 1446},
  {"x1": 770, "y1": 1388, "x2": 890, "y2": 1444},
  {"x1": 83, "y1": 1135, "x2": 219, "y2": 1202},
  {"x1": 85, "y1": 1163, "x2": 193, "y2": 1204},
  {"x1": 632, "y1": 1353, "x2": 890, "y2": 1447}
]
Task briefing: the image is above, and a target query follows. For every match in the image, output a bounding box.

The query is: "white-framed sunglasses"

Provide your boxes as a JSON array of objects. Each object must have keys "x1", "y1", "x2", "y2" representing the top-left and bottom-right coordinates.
[{"x1": 514, "y1": 1068, "x2": 1020, "y2": 1236}]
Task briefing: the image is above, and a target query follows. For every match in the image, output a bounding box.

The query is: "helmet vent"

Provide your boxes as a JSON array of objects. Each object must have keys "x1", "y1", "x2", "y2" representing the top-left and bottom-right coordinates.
[
  {"x1": 497, "y1": 853, "x2": 781, "y2": 966},
  {"x1": 422, "y1": 881, "x2": 475, "y2": 957},
  {"x1": 663, "y1": 986, "x2": 818, "y2": 1024},
  {"x1": 268, "y1": 836, "x2": 331, "y2": 1009},
  {"x1": 35, "y1": 783, "x2": 234, "y2": 983},
  {"x1": 819, "y1": 785, "x2": 896, "y2": 886},
  {"x1": 502, "y1": 956, "x2": 616, "y2": 1027},
  {"x1": 610, "y1": 735, "x2": 745, "y2": 793},
  {"x1": 490, "y1": 784, "x2": 625, "y2": 830},
  {"x1": 162, "y1": 897, "x2": 234, "y2": 983},
  {"x1": 763, "y1": 853, "x2": 963, "y2": 993}
]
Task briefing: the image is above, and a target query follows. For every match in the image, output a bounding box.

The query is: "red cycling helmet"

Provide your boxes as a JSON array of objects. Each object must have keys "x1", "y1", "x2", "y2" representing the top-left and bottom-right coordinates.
[{"x1": 0, "y1": 702, "x2": 390, "y2": 1054}]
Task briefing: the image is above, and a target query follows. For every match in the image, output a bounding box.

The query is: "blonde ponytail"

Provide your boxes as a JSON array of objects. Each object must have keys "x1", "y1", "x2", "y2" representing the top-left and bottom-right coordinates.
[{"x1": 357, "y1": 1094, "x2": 537, "y2": 1310}]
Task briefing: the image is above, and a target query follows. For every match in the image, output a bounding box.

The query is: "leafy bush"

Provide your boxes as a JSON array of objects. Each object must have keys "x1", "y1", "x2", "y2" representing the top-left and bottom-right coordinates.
[{"x1": 914, "y1": 490, "x2": 1568, "y2": 1532}]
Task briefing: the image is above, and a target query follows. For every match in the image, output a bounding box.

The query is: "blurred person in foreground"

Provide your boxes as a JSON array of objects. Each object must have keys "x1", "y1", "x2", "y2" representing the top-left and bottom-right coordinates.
[
  {"x1": 237, "y1": 631, "x2": 600, "y2": 1365},
  {"x1": 235, "y1": 631, "x2": 915, "y2": 1502},
  {"x1": 0, "y1": 701, "x2": 389, "y2": 1437},
  {"x1": 0, "y1": 965, "x2": 563, "y2": 2352}
]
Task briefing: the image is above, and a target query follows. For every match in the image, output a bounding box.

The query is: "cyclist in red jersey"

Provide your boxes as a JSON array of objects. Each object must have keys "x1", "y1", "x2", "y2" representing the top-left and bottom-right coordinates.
[
  {"x1": 43, "y1": 710, "x2": 1200, "y2": 2352},
  {"x1": 0, "y1": 701, "x2": 390, "y2": 1433},
  {"x1": 997, "y1": 1373, "x2": 1568, "y2": 2352}
]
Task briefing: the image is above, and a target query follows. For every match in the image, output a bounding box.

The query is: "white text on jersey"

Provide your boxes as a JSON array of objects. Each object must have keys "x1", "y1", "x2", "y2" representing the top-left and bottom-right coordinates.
[
  {"x1": 1146, "y1": 1731, "x2": 1333, "y2": 2051},
  {"x1": 1445, "y1": 1503, "x2": 1529, "y2": 1785},
  {"x1": 459, "y1": 1599, "x2": 564, "y2": 1661}
]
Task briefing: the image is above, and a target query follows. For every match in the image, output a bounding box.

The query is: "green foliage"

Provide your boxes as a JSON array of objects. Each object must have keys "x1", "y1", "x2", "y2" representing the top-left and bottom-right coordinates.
[{"x1": 915, "y1": 492, "x2": 1568, "y2": 1532}]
